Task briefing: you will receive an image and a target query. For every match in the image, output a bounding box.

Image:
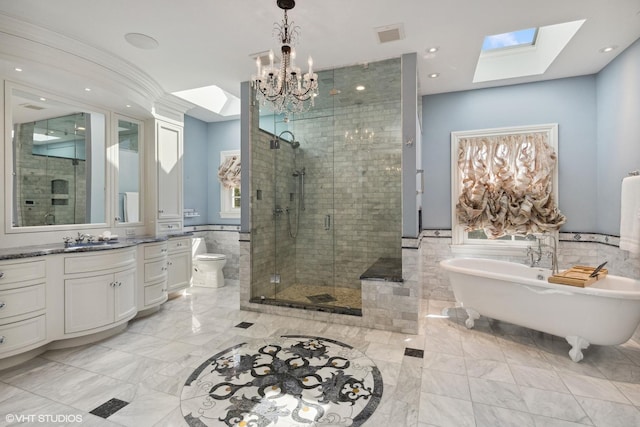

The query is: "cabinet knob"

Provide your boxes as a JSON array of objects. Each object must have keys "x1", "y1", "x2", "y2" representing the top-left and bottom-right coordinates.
[
  {"x1": 0, "y1": 336, "x2": 5, "y2": 344},
  {"x1": 158, "y1": 209, "x2": 164, "y2": 214},
  {"x1": 115, "y1": 216, "x2": 121, "y2": 222},
  {"x1": 0, "y1": 302, "x2": 5, "y2": 309},
  {"x1": 0, "y1": 272, "x2": 4, "y2": 279}
]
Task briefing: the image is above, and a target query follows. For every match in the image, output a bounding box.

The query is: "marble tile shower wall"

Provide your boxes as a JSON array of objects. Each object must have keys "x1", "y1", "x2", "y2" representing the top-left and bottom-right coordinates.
[{"x1": 292, "y1": 85, "x2": 402, "y2": 289}]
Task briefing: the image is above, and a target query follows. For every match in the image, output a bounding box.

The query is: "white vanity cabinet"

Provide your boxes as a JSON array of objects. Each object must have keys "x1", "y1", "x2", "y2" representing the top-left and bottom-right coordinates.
[
  {"x1": 63, "y1": 248, "x2": 137, "y2": 334},
  {"x1": 0, "y1": 258, "x2": 47, "y2": 357},
  {"x1": 138, "y1": 241, "x2": 168, "y2": 309},
  {"x1": 166, "y1": 237, "x2": 192, "y2": 293}
]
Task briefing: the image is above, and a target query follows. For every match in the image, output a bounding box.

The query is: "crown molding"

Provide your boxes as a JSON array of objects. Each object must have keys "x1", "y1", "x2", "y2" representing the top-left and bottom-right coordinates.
[{"x1": 0, "y1": 12, "x2": 165, "y2": 112}]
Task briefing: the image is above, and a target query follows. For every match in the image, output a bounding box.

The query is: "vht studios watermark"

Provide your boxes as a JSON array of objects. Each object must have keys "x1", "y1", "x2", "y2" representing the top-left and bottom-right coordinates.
[{"x1": 5, "y1": 413, "x2": 83, "y2": 423}]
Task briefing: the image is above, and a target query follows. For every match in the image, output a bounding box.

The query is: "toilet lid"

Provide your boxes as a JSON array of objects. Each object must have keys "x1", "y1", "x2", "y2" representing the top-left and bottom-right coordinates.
[{"x1": 196, "y1": 254, "x2": 226, "y2": 261}]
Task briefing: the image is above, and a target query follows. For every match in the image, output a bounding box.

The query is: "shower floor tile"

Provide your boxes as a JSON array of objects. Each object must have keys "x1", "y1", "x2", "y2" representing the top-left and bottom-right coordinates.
[{"x1": 275, "y1": 283, "x2": 362, "y2": 309}]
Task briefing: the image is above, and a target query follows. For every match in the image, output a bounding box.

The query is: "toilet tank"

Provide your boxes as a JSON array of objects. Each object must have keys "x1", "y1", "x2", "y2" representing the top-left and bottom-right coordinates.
[{"x1": 192, "y1": 237, "x2": 206, "y2": 258}]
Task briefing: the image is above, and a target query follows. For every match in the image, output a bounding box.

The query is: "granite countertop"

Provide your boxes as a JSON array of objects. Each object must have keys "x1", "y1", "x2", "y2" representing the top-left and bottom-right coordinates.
[{"x1": 0, "y1": 233, "x2": 193, "y2": 261}]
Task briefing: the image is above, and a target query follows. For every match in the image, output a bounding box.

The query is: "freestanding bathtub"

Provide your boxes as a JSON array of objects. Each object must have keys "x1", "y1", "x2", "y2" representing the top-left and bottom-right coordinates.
[{"x1": 440, "y1": 257, "x2": 640, "y2": 362}]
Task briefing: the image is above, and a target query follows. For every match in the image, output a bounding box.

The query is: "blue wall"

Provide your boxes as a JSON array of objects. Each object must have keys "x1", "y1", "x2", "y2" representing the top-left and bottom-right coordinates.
[
  {"x1": 207, "y1": 120, "x2": 242, "y2": 225},
  {"x1": 422, "y1": 76, "x2": 598, "y2": 232},
  {"x1": 596, "y1": 38, "x2": 640, "y2": 235},
  {"x1": 183, "y1": 115, "x2": 209, "y2": 225},
  {"x1": 183, "y1": 115, "x2": 241, "y2": 226}
]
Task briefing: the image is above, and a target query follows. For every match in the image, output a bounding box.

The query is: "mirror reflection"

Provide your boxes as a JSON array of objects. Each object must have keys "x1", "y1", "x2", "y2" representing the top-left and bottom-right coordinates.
[
  {"x1": 11, "y1": 88, "x2": 106, "y2": 227},
  {"x1": 117, "y1": 119, "x2": 140, "y2": 223}
]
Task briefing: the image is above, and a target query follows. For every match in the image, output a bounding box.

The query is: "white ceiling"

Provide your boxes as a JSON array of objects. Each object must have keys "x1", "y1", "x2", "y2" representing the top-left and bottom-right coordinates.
[{"x1": 1, "y1": 0, "x2": 639, "y2": 122}]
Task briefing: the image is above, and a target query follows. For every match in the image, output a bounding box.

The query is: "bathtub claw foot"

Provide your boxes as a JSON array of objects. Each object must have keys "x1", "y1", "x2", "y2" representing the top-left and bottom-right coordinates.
[
  {"x1": 566, "y1": 336, "x2": 590, "y2": 362},
  {"x1": 464, "y1": 308, "x2": 480, "y2": 329}
]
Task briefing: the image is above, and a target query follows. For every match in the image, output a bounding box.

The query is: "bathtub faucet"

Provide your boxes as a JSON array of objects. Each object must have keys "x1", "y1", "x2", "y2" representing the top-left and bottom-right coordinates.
[{"x1": 526, "y1": 234, "x2": 559, "y2": 274}]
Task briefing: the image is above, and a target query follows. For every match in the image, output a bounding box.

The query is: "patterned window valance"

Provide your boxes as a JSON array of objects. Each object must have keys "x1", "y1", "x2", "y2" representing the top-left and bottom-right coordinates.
[
  {"x1": 217, "y1": 154, "x2": 241, "y2": 189},
  {"x1": 455, "y1": 131, "x2": 566, "y2": 239}
]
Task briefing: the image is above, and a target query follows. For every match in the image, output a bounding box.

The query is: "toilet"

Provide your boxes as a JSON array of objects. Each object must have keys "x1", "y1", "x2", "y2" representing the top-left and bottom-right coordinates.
[{"x1": 191, "y1": 237, "x2": 226, "y2": 287}]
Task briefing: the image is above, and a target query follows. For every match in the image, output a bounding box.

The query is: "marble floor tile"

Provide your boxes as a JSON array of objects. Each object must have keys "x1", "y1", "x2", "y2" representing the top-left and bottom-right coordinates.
[
  {"x1": 510, "y1": 364, "x2": 569, "y2": 393},
  {"x1": 575, "y1": 396, "x2": 640, "y2": 427},
  {"x1": 468, "y1": 377, "x2": 528, "y2": 411},
  {"x1": 422, "y1": 350, "x2": 466, "y2": 374},
  {"x1": 465, "y1": 358, "x2": 515, "y2": 383},
  {"x1": 418, "y1": 392, "x2": 475, "y2": 427},
  {"x1": 559, "y1": 371, "x2": 631, "y2": 404},
  {"x1": 472, "y1": 402, "x2": 536, "y2": 427},
  {"x1": 421, "y1": 369, "x2": 470, "y2": 400},
  {"x1": 106, "y1": 385, "x2": 179, "y2": 427},
  {"x1": 519, "y1": 386, "x2": 590, "y2": 424},
  {"x1": 0, "y1": 285, "x2": 638, "y2": 427}
]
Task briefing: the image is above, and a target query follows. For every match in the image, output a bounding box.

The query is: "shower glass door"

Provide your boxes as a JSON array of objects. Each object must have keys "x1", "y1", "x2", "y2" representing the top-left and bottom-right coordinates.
[{"x1": 250, "y1": 58, "x2": 401, "y2": 315}]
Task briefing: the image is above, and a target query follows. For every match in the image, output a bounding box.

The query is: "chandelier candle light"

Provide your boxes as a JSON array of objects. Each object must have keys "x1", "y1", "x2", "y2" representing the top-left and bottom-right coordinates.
[{"x1": 252, "y1": 0, "x2": 318, "y2": 117}]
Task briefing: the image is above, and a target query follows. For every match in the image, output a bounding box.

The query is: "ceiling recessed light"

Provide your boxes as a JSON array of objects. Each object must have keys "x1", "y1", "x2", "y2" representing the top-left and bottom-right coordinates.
[
  {"x1": 125, "y1": 32, "x2": 159, "y2": 50},
  {"x1": 600, "y1": 45, "x2": 618, "y2": 53},
  {"x1": 14, "y1": 67, "x2": 22, "y2": 72},
  {"x1": 356, "y1": 85, "x2": 365, "y2": 91},
  {"x1": 84, "y1": 87, "x2": 91, "y2": 92},
  {"x1": 39, "y1": 97, "x2": 46, "y2": 101},
  {"x1": 428, "y1": 73, "x2": 440, "y2": 78},
  {"x1": 427, "y1": 47, "x2": 439, "y2": 53},
  {"x1": 126, "y1": 104, "x2": 132, "y2": 108}
]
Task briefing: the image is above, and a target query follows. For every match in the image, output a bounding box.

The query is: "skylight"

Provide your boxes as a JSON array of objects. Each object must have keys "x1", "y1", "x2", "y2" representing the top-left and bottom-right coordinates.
[
  {"x1": 172, "y1": 85, "x2": 240, "y2": 117},
  {"x1": 473, "y1": 19, "x2": 586, "y2": 84},
  {"x1": 482, "y1": 28, "x2": 537, "y2": 51}
]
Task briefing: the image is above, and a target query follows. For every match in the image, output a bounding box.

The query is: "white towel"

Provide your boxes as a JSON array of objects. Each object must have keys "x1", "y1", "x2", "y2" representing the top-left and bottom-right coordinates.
[
  {"x1": 620, "y1": 176, "x2": 640, "y2": 254},
  {"x1": 124, "y1": 192, "x2": 139, "y2": 223}
]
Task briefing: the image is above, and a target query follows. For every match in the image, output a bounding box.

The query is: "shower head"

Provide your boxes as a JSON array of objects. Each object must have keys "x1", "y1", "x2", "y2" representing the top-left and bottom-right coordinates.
[{"x1": 278, "y1": 130, "x2": 300, "y2": 149}]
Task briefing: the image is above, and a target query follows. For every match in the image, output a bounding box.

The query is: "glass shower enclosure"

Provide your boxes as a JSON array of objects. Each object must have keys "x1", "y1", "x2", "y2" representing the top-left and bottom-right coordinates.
[{"x1": 250, "y1": 58, "x2": 402, "y2": 315}]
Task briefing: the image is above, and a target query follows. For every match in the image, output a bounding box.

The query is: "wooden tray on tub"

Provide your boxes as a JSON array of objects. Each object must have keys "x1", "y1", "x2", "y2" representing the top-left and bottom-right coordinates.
[{"x1": 548, "y1": 265, "x2": 608, "y2": 288}]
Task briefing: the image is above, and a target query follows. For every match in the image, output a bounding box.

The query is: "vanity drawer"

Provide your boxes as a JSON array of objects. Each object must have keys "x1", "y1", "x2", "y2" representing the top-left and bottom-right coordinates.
[
  {"x1": 145, "y1": 260, "x2": 167, "y2": 283},
  {"x1": 144, "y1": 242, "x2": 168, "y2": 260},
  {"x1": 65, "y1": 248, "x2": 136, "y2": 274},
  {"x1": 0, "y1": 315, "x2": 46, "y2": 355},
  {"x1": 144, "y1": 282, "x2": 167, "y2": 306},
  {"x1": 168, "y1": 237, "x2": 191, "y2": 253},
  {"x1": 0, "y1": 284, "x2": 46, "y2": 320},
  {"x1": 158, "y1": 222, "x2": 182, "y2": 234},
  {"x1": 0, "y1": 259, "x2": 46, "y2": 287}
]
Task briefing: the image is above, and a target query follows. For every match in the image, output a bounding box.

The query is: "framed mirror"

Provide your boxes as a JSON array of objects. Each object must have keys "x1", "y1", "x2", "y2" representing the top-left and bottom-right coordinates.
[
  {"x1": 6, "y1": 83, "x2": 107, "y2": 231},
  {"x1": 114, "y1": 115, "x2": 143, "y2": 225}
]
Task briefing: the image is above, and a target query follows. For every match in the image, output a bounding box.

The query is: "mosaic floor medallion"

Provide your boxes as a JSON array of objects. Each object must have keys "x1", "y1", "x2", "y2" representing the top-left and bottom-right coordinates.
[{"x1": 181, "y1": 335, "x2": 383, "y2": 426}]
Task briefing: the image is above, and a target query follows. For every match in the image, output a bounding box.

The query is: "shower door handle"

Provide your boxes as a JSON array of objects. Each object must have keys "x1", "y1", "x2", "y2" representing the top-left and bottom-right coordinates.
[{"x1": 324, "y1": 215, "x2": 331, "y2": 231}]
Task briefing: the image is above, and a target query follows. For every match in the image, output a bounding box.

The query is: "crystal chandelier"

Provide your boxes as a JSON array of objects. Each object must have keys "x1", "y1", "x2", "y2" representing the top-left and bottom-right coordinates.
[{"x1": 252, "y1": 0, "x2": 318, "y2": 117}]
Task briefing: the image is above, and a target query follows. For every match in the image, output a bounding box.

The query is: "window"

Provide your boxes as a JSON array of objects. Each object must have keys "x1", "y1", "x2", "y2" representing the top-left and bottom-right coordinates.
[
  {"x1": 218, "y1": 150, "x2": 240, "y2": 219},
  {"x1": 451, "y1": 124, "x2": 564, "y2": 254}
]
